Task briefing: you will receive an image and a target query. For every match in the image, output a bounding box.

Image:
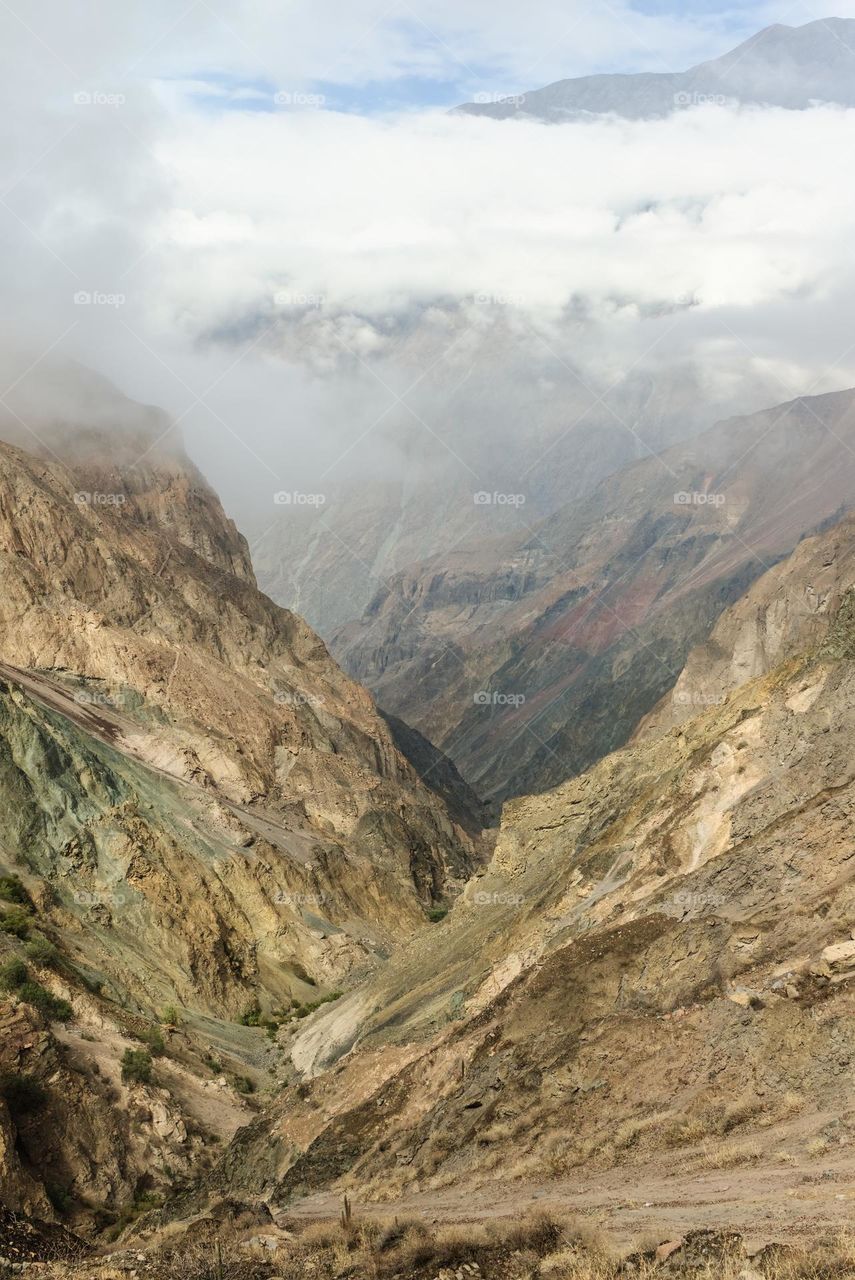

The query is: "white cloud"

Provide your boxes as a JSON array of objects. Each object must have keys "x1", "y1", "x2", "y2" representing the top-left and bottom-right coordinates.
[{"x1": 1, "y1": 0, "x2": 855, "y2": 516}]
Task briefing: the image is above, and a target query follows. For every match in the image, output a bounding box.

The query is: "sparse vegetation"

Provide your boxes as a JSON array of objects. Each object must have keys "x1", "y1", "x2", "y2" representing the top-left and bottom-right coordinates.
[
  {"x1": 0, "y1": 956, "x2": 28, "y2": 991},
  {"x1": 137, "y1": 1025, "x2": 166, "y2": 1056},
  {"x1": 160, "y1": 1004, "x2": 182, "y2": 1027},
  {"x1": 16, "y1": 981, "x2": 72, "y2": 1021},
  {"x1": 0, "y1": 1070, "x2": 47, "y2": 1115},
  {"x1": 0, "y1": 875, "x2": 29, "y2": 905},
  {"x1": 238, "y1": 999, "x2": 263, "y2": 1026},
  {"x1": 227, "y1": 1071, "x2": 255, "y2": 1095},
  {"x1": 121, "y1": 1047, "x2": 154, "y2": 1084},
  {"x1": 0, "y1": 904, "x2": 32, "y2": 939},
  {"x1": 24, "y1": 933, "x2": 60, "y2": 966},
  {"x1": 293, "y1": 990, "x2": 343, "y2": 1019}
]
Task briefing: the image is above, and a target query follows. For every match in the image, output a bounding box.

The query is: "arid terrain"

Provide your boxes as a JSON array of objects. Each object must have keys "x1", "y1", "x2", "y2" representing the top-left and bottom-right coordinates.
[{"x1": 0, "y1": 378, "x2": 853, "y2": 1278}]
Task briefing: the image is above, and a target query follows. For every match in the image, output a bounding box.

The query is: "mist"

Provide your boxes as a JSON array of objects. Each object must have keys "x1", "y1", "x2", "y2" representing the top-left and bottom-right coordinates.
[{"x1": 2, "y1": 0, "x2": 855, "y2": 630}]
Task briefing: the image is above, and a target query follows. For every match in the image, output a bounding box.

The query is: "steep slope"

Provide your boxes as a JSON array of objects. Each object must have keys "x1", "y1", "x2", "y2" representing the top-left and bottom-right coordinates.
[
  {"x1": 0, "y1": 430, "x2": 474, "y2": 924},
  {"x1": 214, "y1": 513, "x2": 855, "y2": 1214},
  {"x1": 336, "y1": 387, "x2": 855, "y2": 800},
  {"x1": 0, "y1": 401, "x2": 477, "y2": 1231},
  {"x1": 456, "y1": 17, "x2": 855, "y2": 122}
]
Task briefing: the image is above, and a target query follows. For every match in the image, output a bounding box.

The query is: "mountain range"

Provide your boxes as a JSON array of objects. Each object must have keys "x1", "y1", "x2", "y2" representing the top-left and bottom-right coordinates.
[{"x1": 456, "y1": 18, "x2": 855, "y2": 122}]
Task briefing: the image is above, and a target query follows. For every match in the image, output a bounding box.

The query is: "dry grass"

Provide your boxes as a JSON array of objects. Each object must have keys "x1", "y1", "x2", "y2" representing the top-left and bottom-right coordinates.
[
  {"x1": 690, "y1": 1138, "x2": 763, "y2": 1171},
  {"x1": 25, "y1": 1222, "x2": 855, "y2": 1280}
]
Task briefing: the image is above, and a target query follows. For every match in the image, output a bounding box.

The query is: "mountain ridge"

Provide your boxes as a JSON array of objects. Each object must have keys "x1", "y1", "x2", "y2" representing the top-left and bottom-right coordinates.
[{"x1": 455, "y1": 17, "x2": 855, "y2": 122}]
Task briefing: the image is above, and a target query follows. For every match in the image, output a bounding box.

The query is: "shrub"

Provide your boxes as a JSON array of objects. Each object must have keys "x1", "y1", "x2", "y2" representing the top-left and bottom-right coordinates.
[
  {"x1": 227, "y1": 1072, "x2": 256, "y2": 1095},
  {"x1": 138, "y1": 1026, "x2": 165, "y2": 1056},
  {"x1": 428, "y1": 907, "x2": 448, "y2": 923},
  {"x1": 0, "y1": 957, "x2": 28, "y2": 991},
  {"x1": 24, "y1": 934, "x2": 59, "y2": 966},
  {"x1": 17, "y1": 982, "x2": 72, "y2": 1021},
  {"x1": 293, "y1": 991, "x2": 343, "y2": 1019},
  {"x1": 0, "y1": 906, "x2": 31, "y2": 939},
  {"x1": 121, "y1": 1048, "x2": 153, "y2": 1084},
  {"x1": 0, "y1": 876, "x2": 29, "y2": 905},
  {"x1": 160, "y1": 1005, "x2": 181, "y2": 1027},
  {"x1": 0, "y1": 1071, "x2": 46, "y2": 1115},
  {"x1": 239, "y1": 1000, "x2": 263, "y2": 1026}
]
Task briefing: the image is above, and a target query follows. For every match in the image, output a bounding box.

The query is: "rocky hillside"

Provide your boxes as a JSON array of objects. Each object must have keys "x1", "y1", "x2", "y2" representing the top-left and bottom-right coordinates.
[
  {"x1": 336, "y1": 388, "x2": 855, "y2": 801},
  {"x1": 214, "y1": 511, "x2": 855, "y2": 1217},
  {"x1": 0, "y1": 402, "x2": 479, "y2": 1231}
]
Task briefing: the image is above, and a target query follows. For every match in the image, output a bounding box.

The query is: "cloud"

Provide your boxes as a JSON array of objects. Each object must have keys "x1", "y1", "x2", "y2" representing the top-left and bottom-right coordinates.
[{"x1": 1, "y1": 0, "x2": 855, "y2": 518}]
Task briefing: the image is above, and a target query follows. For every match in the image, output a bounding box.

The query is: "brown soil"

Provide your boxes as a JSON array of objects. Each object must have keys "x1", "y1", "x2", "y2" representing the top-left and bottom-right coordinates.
[{"x1": 278, "y1": 1145, "x2": 855, "y2": 1252}]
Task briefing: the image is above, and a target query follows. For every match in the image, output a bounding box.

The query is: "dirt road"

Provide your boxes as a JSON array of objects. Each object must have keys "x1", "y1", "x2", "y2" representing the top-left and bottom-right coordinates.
[{"x1": 277, "y1": 1149, "x2": 855, "y2": 1251}]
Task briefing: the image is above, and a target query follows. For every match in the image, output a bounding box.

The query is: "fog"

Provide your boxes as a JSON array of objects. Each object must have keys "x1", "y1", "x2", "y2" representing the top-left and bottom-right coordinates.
[{"x1": 2, "y1": 0, "x2": 855, "y2": 571}]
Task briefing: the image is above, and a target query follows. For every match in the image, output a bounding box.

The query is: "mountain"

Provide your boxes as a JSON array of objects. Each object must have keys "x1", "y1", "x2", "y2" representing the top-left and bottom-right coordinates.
[
  {"x1": 335, "y1": 387, "x2": 855, "y2": 801},
  {"x1": 212, "y1": 512, "x2": 855, "y2": 1243},
  {"x1": 0, "y1": 388, "x2": 479, "y2": 1227},
  {"x1": 455, "y1": 17, "x2": 855, "y2": 122},
  {"x1": 248, "y1": 322, "x2": 781, "y2": 641}
]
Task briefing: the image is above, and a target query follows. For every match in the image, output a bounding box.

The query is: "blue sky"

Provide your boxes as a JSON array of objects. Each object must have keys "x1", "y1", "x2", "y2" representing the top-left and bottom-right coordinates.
[{"x1": 164, "y1": 0, "x2": 841, "y2": 118}]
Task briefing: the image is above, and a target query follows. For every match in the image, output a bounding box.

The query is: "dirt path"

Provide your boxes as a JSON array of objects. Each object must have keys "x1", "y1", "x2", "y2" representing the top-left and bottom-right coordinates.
[{"x1": 276, "y1": 1149, "x2": 855, "y2": 1251}]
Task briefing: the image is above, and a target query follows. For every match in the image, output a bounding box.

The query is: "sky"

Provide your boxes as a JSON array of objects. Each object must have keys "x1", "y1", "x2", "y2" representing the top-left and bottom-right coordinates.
[{"x1": 1, "y1": 0, "x2": 855, "y2": 514}]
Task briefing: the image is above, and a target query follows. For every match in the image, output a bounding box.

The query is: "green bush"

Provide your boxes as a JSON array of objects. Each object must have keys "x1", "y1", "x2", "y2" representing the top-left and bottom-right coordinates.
[
  {"x1": 0, "y1": 958, "x2": 28, "y2": 992},
  {"x1": 0, "y1": 906, "x2": 31, "y2": 939},
  {"x1": 0, "y1": 876, "x2": 29, "y2": 905},
  {"x1": 138, "y1": 1026, "x2": 165, "y2": 1057},
  {"x1": 46, "y1": 1182, "x2": 72, "y2": 1214},
  {"x1": 294, "y1": 991, "x2": 344, "y2": 1019},
  {"x1": 428, "y1": 907, "x2": 448, "y2": 923},
  {"x1": 227, "y1": 1072, "x2": 255, "y2": 1095},
  {"x1": 17, "y1": 982, "x2": 73, "y2": 1021},
  {"x1": 159, "y1": 1005, "x2": 181, "y2": 1027},
  {"x1": 121, "y1": 1048, "x2": 153, "y2": 1084},
  {"x1": 0, "y1": 1071, "x2": 46, "y2": 1115},
  {"x1": 238, "y1": 1000, "x2": 263, "y2": 1026},
  {"x1": 24, "y1": 934, "x2": 59, "y2": 966}
]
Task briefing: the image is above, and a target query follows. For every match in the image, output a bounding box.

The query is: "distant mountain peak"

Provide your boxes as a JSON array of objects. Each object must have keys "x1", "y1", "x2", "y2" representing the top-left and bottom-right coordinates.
[{"x1": 454, "y1": 16, "x2": 855, "y2": 123}]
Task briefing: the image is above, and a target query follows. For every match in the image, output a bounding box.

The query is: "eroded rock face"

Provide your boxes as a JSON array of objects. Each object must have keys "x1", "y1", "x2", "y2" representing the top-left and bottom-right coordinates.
[
  {"x1": 636, "y1": 513, "x2": 855, "y2": 739},
  {"x1": 0, "y1": 432, "x2": 475, "y2": 983},
  {"x1": 334, "y1": 388, "x2": 855, "y2": 801},
  {"x1": 219, "y1": 514, "x2": 855, "y2": 1203},
  {"x1": 0, "y1": 410, "x2": 480, "y2": 1227}
]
